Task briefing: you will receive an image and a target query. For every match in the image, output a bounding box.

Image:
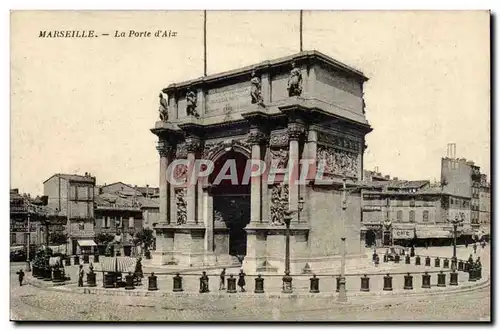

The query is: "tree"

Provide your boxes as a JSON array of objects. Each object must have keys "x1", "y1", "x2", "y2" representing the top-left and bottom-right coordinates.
[
  {"x1": 95, "y1": 233, "x2": 115, "y2": 245},
  {"x1": 49, "y1": 232, "x2": 68, "y2": 245},
  {"x1": 133, "y1": 228, "x2": 154, "y2": 259}
]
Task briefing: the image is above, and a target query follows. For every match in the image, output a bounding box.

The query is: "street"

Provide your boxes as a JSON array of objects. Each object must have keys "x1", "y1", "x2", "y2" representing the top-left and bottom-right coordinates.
[{"x1": 10, "y1": 245, "x2": 491, "y2": 322}]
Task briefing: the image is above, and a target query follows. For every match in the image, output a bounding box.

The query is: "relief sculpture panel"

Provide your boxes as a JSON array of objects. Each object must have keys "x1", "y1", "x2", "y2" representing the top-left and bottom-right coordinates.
[
  {"x1": 270, "y1": 184, "x2": 289, "y2": 226},
  {"x1": 316, "y1": 145, "x2": 359, "y2": 178},
  {"x1": 175, "y1": 188, "x2": 187, "y2": 225}
]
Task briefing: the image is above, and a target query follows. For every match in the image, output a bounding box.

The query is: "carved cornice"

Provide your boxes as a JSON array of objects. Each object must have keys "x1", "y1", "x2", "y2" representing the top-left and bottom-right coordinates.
[
  {"x1": 156, "y1": 140, "x2": 172, "y2": 157},
  {"x1": 269, "y1": 130, "x2": 289, "y2": 148},
  {"x1": 317, "y1": 131, "x2": 361, "y2": 153},
  {"x1": 185, "y1": 136, "x2": 201, "y2": 153},
  {"x1": 287, "y1": 122, "x2": 305, "y2": 141},
  {"x1": 247, "y1": 130, "x2": 268, "y2": 146}
]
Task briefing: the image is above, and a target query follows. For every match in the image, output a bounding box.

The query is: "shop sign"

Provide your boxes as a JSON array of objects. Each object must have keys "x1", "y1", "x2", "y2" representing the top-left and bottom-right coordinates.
[
  {"x1": 393, "y1": 229, "x2": 414, "y2": 239},
  {"x1": 363, "y1": 206, "x2": 382, "y2": 211}
]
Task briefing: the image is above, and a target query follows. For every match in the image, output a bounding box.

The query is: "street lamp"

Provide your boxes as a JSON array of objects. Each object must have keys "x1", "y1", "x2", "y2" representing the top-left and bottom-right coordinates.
[
  {"x1": 282, "y1": 197, "x2": 293, "y2": 293},
  {"x1": 450, "y1": 214, "x2": 464, "y2": 270}
]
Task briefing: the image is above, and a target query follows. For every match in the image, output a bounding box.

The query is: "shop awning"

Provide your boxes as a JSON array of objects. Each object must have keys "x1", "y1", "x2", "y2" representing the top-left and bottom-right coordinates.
[
  {"x1": 77, "y1": 240, "x2": 97, "y2": 247},
  {"x1": 10, "y1": 245, "x2": 25, "y2": 252},
  {"x1": 100, "y1": 256, "x2": 136, "y2": 273},
  {"x1": 415, "y1": 229, "x2": 451, "y2": 239}
]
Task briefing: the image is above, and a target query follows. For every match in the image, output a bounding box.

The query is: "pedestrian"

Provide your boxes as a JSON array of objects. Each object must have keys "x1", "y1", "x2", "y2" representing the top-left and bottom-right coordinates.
[
  {"x1": 16, "y1": 269, "x2": 24, "y2": 286},
  {"x1": 465, "y1": 241, "x2": 469, "y2": 249},
  {"x1": 425, "y1": 242, "x2": 428, "y2": 250},
  {"x1": 481, "y1": 240, "x2": 486, "y2": 249},
  {"x1": 78, "y1": 265, "x2": 84, "y2": 287},
  {"x1": 219, "y1": 268, "x2": 226, "y2": 290},
  {"x1": 473, "y1": 243, "x2": 477, "y2": 254},
  {"x1": 237, "y1": 269, "x2": 246, "y2": 292},
  {"x1": 200, "y1": 271, "x2": 209, "y2": 293}
]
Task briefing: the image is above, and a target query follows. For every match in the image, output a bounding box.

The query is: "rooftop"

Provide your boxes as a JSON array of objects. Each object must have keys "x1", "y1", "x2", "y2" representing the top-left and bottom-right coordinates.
[
  {"x1": 163, "y1": 50, "x2": 368, "y2": 93},
  {"x1": 43, "y1": 173, "x2": 96, "y2": 184}
]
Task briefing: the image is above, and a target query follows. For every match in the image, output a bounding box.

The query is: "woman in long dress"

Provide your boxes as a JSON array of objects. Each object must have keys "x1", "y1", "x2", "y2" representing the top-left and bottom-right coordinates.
[{"x1": 237, "y1": 269, "x2": 246, "y2": 292}]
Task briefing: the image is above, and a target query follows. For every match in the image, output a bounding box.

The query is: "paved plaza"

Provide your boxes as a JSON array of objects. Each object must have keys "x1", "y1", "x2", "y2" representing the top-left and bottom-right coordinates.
[{"x1": 10, "y1": 245, "x2": 491, "y2": 321}]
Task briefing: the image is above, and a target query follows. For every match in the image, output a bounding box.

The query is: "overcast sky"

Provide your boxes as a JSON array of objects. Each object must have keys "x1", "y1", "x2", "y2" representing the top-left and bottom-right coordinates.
[{"x1": 11, "y1": 10, "x2": 490, "y2": 195}]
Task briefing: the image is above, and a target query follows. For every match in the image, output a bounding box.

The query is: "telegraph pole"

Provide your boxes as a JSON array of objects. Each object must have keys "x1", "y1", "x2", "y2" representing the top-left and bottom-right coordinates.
[
  {"x1": 203, "y1": 10, "x2": 207, "y2": 77},
  {"x1": 299, "y1": 10, "x2": 303, "y2": 52}
]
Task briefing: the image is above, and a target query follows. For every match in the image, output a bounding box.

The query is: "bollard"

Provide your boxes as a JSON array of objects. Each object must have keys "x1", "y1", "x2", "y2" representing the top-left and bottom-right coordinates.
[
  {"x1": 336, "y1": 276, "x2": 340, "y2": 292},
  {"x1": 360, "y1": 274, "x2": 370, "y2": 292},
  {"x1": 309, "y1": 274, "x2": 319, "y2": 293},
  {"x1": 52, "y1": 268, "x2": 64, "y2": 283},
  {"x1": 103, "y1": 272, "x2": 115, "y2": 288},
  {"x1": 468, "y1": 267, "x2": 477, "y2": 282},
  {"x1": 125, "y1": 272, "x2": 135, "y2": 290},
  {"x1": 65, "y1": 256, "x2": 71, "y2": 266},
  {"x1": 93, "y1": 254, "x2": 99, "y2": 263},
  {"x1": 173, "y1": 273, "x2": 184, "y2": 292},
  {"x1": 383, "y1": 274, "x2": 393, "y2": 291},
  {"x1": 404, "y1": 273, "x2": 413, "y2": 290},
  {"x1": 405, "y1": 255, "x2": 410, "y2": 264},
  {"x1": 434, "y1": 257, "x2": 440, "y2": 268},
  {"x1": 199, "y1": 272, "x2": 209, "y2": 293},
  {"x1": 449, "y1": 271, "x2": 458, "y2": 286},
  {"x1": 282, "y1": 273, "x2": 293, "y2": 294},
  {"x1": 410, "y1": 247, "x2": 415, "y2": 257},
  {"x1": 43, "y1": 267, "x2": 52, "y2": 281},
  {"x1": 425, "y1": 256, "x2": 431, "y2": 267},
  {"x1": 458, "y1": 260, "x2": 464, "y2": 271},
  {"x1": 415, "y1": 255, "x2": 421, "y2": 265},
  {"x1": 437, "y1": 271, "x2": 446, "y2": 287},
  {"x1": 421, "y1": 272, "x2": 431, "y2": 288},
  {"x1": 83, "y1": 254, "x2": 89, "y2": 264},
  {"x1": 254, "y1": 274, "x2": 265, "y2": 294},
  {"x1": 227, "y1": 275, "x2": 237, "y2": 293},
  {"x1": 443, "y1": 258, "x2": 449, "y2": 269},
  {"x1": 86, "y1": 271, "x2": 96, "y2": 287},
  {"x1": 394, "y1": 254, "x2": 400, "y2": 263},
  {"x1": 74, "y1": 255, "x2": 80, "y2": 265},
  {"x1": 148, "y1": 272, "x2": 158, "y2": 291}
]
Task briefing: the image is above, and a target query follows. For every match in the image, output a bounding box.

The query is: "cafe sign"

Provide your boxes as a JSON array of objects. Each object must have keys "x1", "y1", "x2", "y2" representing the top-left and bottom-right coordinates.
[{"x1": 393, "y1": 229, "x2": 414, "y2": 239}]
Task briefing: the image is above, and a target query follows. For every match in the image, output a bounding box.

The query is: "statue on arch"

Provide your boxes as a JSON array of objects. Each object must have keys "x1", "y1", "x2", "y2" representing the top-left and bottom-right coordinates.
[
  {"x1": 287, "y1": 61, "x2": 302, "y2": 97},
  {"x1": 250, "y1": 70, "x2": 264, "y2": 105},
  {"x1": 186, "y1": 88, "x2": 199, "y2": 118},
  {"x1": 158, "y1": 93, "x2": 169, "y2": 122}
]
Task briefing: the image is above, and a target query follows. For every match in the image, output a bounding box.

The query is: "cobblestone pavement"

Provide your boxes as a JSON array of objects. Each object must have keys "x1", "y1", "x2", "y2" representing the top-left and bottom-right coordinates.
[{"x1": 10, "y1": 245, "x2": 490, "y2": 321}]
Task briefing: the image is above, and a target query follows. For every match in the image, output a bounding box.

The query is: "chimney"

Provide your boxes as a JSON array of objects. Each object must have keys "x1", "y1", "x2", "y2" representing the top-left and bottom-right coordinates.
[
  {"x1": 374, "y1": 166, "x2": 379, "y2": 173},
  {"x1": 394, "y1": 177, "x2": 398, "y2": 181},
  {"x1": 384, "y1": 175, "x2": 390, "y2": 179},
  {"x1": 146, "y1": 184, "x2": 149, "y2": 198}
]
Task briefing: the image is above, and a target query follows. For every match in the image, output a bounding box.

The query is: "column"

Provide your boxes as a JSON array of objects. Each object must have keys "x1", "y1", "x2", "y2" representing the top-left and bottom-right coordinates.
[
  {"x1": 185, "y1": 136, "x2": 200, "y2": 225},
  {"x1": 287, "y1": 121, "x2": 305, "y2": 221},
  {"x1": 248, "y1": 129, "x2": 266, "y2": 224},
  {"x1": 156, "y1": 140, "x2": 171, "y2": 224}
]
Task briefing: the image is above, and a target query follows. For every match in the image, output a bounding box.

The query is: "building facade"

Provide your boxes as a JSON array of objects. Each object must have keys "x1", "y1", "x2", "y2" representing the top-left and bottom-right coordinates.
[
  {"x1": 361, "y1": 180, "x2": 472, "y2": 247},
  {"x1": 479, "y1": 174, "x2": 491, "y2": 235},
  {"x1": 151, "y1": 51, "x2": 372, "y2": 273},
  {"x1": 43, "y1": 173, "x2": 96, "y2": 255}
]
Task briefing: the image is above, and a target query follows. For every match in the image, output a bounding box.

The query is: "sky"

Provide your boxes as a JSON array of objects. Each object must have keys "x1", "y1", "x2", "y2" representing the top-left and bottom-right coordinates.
[{"x1": 10, "y1": 10, "x2": 490, "y2": 195}]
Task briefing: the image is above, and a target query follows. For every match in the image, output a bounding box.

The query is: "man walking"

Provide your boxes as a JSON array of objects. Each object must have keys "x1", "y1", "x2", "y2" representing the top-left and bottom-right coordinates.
[
  {"x1": 78, "y1": 265, "x2": 84, "y2": 287},
  {"x1": 473, "y1": 242, "x2": 477, "y2": 255},
  {"x1": 219, "y1": 268, "x2": 226, "y2": 290},
  {"x1": 16, "y1": 269, "x2": 25, "y2": 286}
]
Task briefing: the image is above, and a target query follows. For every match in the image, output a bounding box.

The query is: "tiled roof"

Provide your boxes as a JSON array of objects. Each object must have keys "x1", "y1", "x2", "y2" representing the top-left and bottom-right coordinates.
[
  {"x1": 44, "y1": 173, "x2": 95, "y2": 184},
  {"x1": 137, "y1": 197, "x2": 159, "y2": 209}
]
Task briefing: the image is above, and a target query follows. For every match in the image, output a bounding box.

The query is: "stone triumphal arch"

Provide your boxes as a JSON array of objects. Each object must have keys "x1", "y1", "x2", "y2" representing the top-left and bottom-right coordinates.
[{"x1": 151, "y1": 51, "x2": 372, "y2": 273}]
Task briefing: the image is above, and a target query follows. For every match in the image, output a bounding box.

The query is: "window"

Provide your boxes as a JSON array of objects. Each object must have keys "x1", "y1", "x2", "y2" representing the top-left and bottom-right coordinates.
[
  {"x1": 397, "y1": 210, "x2": 403, "y2": 223},
  {"x1": 409, "y1": 210, "x2": 415, "y2": 223},
  {"x1": 410, "y1": 199, "x2": 415, "y2": 207},
  {"x1": 423, "y1": 210, "x2": 429, "y2": 222},
  {"x1": 128, "y1": 217, "x2": 134, "y2": 228},
  {"x1": 103, "y1": 217, "x2": 109, "y2": 228},
  {"x1": 78, "y1": 221, "x2": 84, "y2": 231}
]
